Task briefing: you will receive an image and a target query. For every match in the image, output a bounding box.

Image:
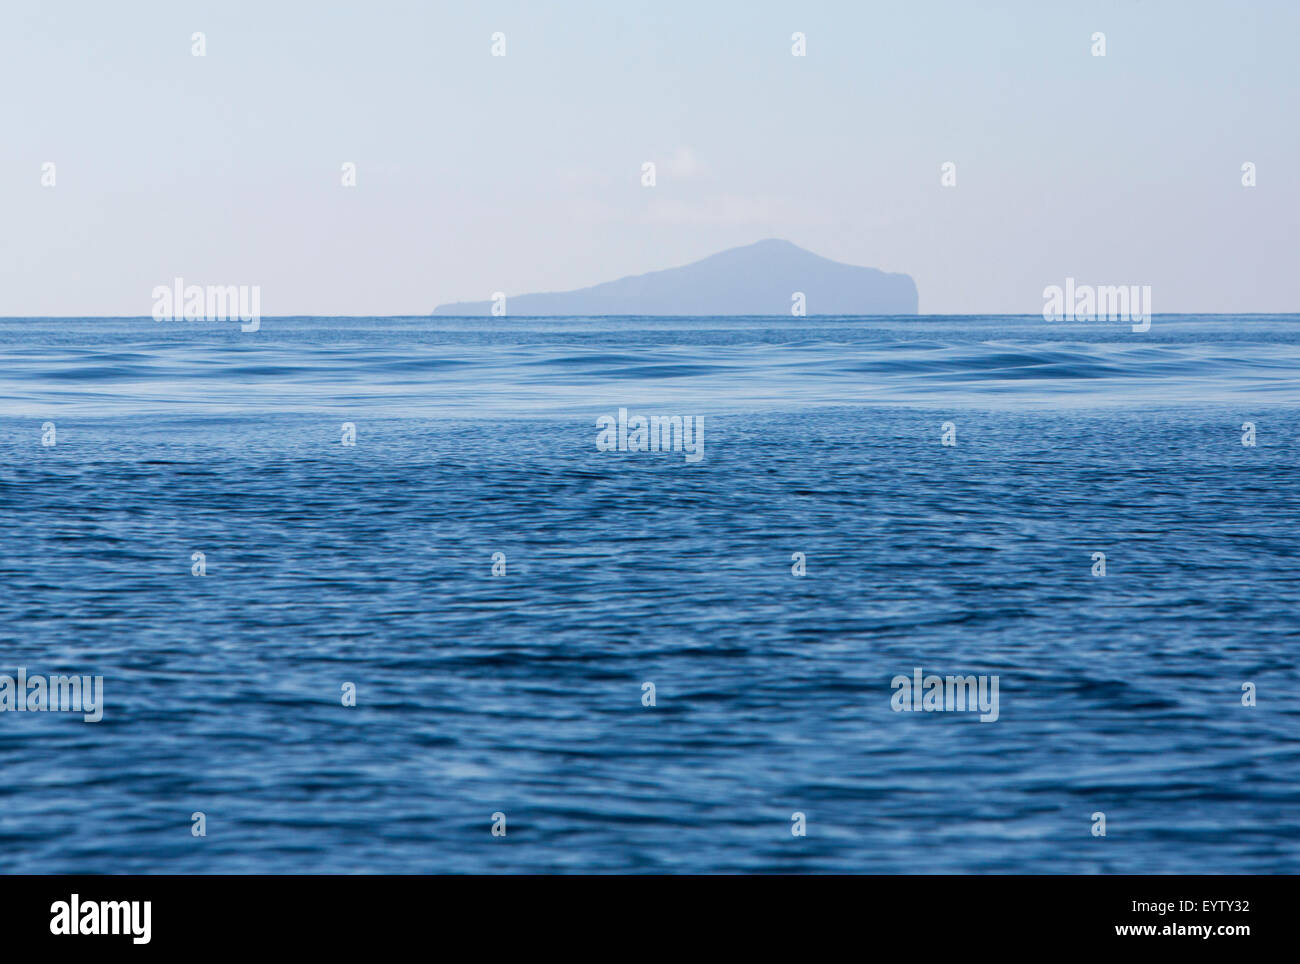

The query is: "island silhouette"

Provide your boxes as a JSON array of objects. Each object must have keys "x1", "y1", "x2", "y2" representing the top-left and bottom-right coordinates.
[{"x1": 432, "y1": 239, "x2": 917, "y2": 316}]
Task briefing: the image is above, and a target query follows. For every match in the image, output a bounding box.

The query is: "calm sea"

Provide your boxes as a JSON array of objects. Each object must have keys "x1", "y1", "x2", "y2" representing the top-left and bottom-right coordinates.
[{"x1": 1, "y1": 314, "x2": 1297, "y2": 873}]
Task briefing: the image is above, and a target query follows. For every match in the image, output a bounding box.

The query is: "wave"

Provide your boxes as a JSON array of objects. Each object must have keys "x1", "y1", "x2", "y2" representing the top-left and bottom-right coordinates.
[{"x1": 2, "y1": 316, "x2": 1299, "y2": 416}]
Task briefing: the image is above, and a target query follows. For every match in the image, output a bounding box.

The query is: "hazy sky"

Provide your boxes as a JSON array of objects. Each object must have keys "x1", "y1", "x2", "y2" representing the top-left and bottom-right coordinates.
[{"x1": 2, "y1": 0, "x2": 1296, "y2": 315}]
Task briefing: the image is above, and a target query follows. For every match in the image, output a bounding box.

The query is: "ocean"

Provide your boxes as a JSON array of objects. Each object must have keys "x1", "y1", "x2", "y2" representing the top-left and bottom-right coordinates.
[{"x1": 1, "y1": 314, "x2": 1297, "y2": 873}]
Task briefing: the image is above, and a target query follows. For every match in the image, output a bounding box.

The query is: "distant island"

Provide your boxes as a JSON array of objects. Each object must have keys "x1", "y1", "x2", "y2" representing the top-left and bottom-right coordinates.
[{"x1": 432, "y1": 239, "x2": 917, "y2": 316}]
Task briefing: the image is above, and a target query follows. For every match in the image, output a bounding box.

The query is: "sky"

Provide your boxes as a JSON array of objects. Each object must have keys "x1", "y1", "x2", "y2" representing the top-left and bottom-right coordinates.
[{"x1": 1, "y1": 0, "x2": 1296, "y2": 315}]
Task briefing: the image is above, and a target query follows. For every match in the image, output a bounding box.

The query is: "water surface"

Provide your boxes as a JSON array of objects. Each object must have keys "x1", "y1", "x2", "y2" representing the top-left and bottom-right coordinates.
[{"x1": 1, "y1": 315, "x2": 1297, "y2": 872}]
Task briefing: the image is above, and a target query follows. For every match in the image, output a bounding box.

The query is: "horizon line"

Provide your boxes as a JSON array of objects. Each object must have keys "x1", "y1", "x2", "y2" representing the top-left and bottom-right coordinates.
[{"x1": 2, "y1": 312, "x2": 1299, "y2": 321}]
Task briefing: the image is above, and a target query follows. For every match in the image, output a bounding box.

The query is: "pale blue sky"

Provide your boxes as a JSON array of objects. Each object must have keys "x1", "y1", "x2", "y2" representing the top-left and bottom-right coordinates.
[{"x1": 2, "y1": 0, "x2": 1296, "y2": 315}]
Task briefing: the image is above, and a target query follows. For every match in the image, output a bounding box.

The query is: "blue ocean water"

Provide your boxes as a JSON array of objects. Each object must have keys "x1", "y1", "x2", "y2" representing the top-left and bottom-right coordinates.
[{"x1": 1, "y1": 314, "x2": 1298, "y2": 873}]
